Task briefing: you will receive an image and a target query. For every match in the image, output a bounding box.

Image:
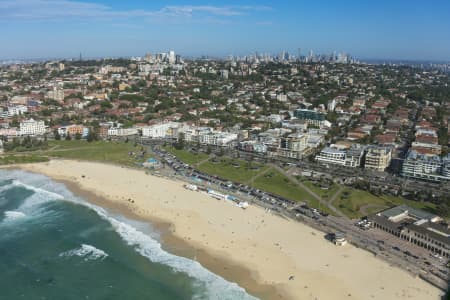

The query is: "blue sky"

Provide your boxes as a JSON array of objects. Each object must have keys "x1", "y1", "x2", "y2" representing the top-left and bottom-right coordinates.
[{"x1": 1, "y1": 0, "x2": 450, "y2": 61}]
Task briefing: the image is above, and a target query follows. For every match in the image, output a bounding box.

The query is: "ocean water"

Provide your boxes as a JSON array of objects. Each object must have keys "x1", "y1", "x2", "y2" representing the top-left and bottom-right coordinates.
[{"x1": 0, "y1": 170, "x2": 257, "y2": 300}]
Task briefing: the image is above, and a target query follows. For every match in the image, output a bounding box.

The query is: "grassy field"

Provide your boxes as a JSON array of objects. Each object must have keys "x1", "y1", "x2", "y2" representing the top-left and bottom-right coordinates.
[
  {"x1": 251, "y1": 169, "x2": 335, "y2": 214},
  {"x1": 162, "y1": 148, "x2": 336, "y2": 212},
  {"x1": 301, "y1": 180, "x2": 341, "y2": 200},
  {"x1": 252, "y1": 170, "x2": 310, "y2": 202},
  {"x1": 0, "y1": 155, "x2": 49, "y2": 165},
  {"x1": 44, "y1": 140, "x2": 149, "y2": 166},
  {"x1": 334, "y1": 188, "x2": 438, "y2": 219},
  {"x1": 164, "y1": 147, "x2": 209, "y2": 165},
  {"x1": 198, "y1": 157, "x2": 269, "y2": 183}
]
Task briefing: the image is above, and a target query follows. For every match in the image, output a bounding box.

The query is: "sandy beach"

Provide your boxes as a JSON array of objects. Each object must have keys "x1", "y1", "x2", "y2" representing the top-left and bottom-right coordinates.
[{"x1": 18, "y1": 160, "x2": 444, "y2": 300}]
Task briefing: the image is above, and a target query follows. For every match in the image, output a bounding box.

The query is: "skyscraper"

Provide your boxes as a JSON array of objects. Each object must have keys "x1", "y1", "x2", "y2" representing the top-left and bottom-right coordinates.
[{"x1": 168, "y1": 50, "x2": 176, "y2": 64}]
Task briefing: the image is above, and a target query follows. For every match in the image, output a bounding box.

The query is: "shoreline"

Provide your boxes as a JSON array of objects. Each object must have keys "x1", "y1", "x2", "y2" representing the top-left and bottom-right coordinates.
[
  {"x1": 59, "y1": 178, "x2": 282, "y2": 299},
  {"x1": 13, "y1": 160, "x2": 444, "y2": 300}
]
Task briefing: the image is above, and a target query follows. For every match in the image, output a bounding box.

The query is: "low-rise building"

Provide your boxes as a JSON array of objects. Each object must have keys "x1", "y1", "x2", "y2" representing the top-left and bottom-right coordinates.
[
  {"x1": 7, "y1": 105, "x2": 28, "y2": 116},
  {"x1": 272, "y1": 133, "x2": 309, "y2": 159},
  {"x1": 316, "y1": 144, "x2": 364, "y2": 167},
  {"x1": 198, "y1": 131, "x2": 238, "y2": 147},
  {"x1": 142, "y1": 122, "x2": 180, "y2": 139},
  {"x1": 401, "y1": 150, "x2": 450, "y2": 182},
  {"x1": 370, "y1": 205, "x2": 450, "y2": 258},
  {"x1": 46, "y1": 88, "x2": 65, "y2": 102},
  {"x1": 364, "y1": 146, "x2": 392, "y2": 171},
  {"x1": 0, "y1": 127, "x2": 19, "y2": 137},
  {"x1": 108, "y1": 127, "x2": 138, "y2": 137},
  {"x1": 293, "y1": 109, "x2": 327, "y2": 127},
  {"x1": 19, "y1": 118, "x2": 46, "y2": 136},
  {"x1": 67, "y1": 125, "x2": 85, "y2": 136},
  {"x1": 239, "y1": 140, "x2": 268, "y2": 153}
]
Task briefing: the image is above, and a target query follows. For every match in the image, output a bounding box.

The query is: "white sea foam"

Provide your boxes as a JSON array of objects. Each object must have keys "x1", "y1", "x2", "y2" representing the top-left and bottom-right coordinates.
[
  {"x1": 60, "y1": 244, "x2": 108, "y2": 261},
  {"x1": 0, "y1": 170, "x2": 70, "y2": 215},
  {"x1": 0, "y1": 169, "x2": 258, "y2": 300},
  {"x1": 95, "y1": 208, "x2": 257, "y2": 300},
  {"x1": 4, "y1": 210, "x2": 26, "y2": 220},
  {"x1": 12, "y1": 180, "x2": 65, "y2": 200}
]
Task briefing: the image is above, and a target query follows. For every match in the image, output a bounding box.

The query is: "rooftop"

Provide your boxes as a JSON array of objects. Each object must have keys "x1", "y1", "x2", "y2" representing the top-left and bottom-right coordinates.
[{"x1": 379, "y1": 204, "x2": 437, "y2": 221}]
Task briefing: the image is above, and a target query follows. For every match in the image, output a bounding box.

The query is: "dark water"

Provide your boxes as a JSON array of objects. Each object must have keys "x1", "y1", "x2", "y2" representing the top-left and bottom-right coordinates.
[{"x1": 0, "y1": 170, "x2": 256, "y2": 300}]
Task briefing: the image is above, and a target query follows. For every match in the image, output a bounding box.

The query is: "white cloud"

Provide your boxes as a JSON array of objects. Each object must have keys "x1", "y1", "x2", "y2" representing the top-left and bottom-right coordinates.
[{"x1": 0, "y1": 0, "x2": 271, "y2": 21}]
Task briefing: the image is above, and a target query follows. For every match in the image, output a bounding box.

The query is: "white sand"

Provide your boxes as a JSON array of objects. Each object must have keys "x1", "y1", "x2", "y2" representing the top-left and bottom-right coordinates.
[{"x1": 20, "y1": 160, "x2": 443, "y2": 300}]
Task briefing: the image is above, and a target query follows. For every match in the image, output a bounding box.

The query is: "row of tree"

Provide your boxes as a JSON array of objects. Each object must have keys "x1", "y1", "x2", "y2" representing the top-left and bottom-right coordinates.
[
  {"x1": 3, "y1": 136, "x2": 48, "y2": 152},
  {"x1": 53, "y1": 129, "x2": 99, "y2": 142}
]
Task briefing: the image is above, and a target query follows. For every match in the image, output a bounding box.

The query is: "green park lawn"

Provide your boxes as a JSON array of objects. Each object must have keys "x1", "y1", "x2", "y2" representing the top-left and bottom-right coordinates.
[
  {"x1": 251, "y1": 170, "x2": 335, "y2": 215},
  {"x1": 0, "y1": 154, "x2": 49, "y2": 165},
  {"x1": 45, "y1": 140, "x2": 148, "y2": 166},
  {"x1": 198, "y1": 157, "x2": 269, "y2": 183},
  {"x1": 164, "y1": 147, "x2": 209, "y2": 165},
  {"x1": 301, "y1": 180, "x2": 341, "y2": 200},
  {"x1": 334, "y1": 188, "x2": 438, "y2": 219}
]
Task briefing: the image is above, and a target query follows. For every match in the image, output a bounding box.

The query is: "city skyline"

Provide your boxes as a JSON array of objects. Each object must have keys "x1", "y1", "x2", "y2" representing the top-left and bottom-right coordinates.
[{"x1": 1, "y1": 0, "x2": 450, "y2": 61}]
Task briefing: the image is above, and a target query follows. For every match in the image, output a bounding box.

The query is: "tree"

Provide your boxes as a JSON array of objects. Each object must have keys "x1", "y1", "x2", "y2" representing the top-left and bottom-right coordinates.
[
  {"x1": 75, "y1": 132, "x2": 82, "y2": 140},
  {"x1": 54, "y1": 129, "x2": 61, "y2": 140},
  {"x1": 174, "y1": 132, "x2": 185, "y2": 150},
  {"x1": 65, "y1": 133, "x2": 72, "y2": 141},
  {"x1": 86, "y1": 130, "x2": 98, "y2": 142},
  {"x1": 100, "y1": 101, "x2": 113, "y2": 109},
  {"x1": 11, "y1": 116, "x2": 19, "y2": 128},
  {"x1": 437, "y1": 203, "x2": 450, "y2": 218},
  {"x1": 21, "y1": 136, "x2": 32, "y2": 148}
]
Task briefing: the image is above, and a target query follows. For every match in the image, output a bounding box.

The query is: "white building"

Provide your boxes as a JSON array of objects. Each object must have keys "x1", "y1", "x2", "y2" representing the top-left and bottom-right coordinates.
[
  {"x1": 277, "y1": 94, "x2": 288, "y2": 102},
  {"x1": 168, "y1": 51, "x2": 176, "y2": 64},
  {"x1": 142, "y1": 122, "x2": 181, "y2": 139},
  {"x1": 402, "y1": 150, "x2": 450, "y2": 182},
  {"x1": 316, "y1": 147, "x2": 347, "y2": 166},
  {"x1": 316, "y1": 144, "x2": 364, "y2": 168},
  {"x1": 183, "y1": 127, "x2": 212, "y2": 143},
  {"x1": 270, "y1": 133, "x2": 309, "y2": 160},
  {"x1": 327, "y1": 99, "x2": 337, "y2": 112},
  {"x1": 199, "y1": 132, "x2": 237, "y2": 146},
  {"x1": 19, "y1": 119, "x2": 46, "y2": 136},
  {"x1": 107, "y1": 127, "x2": 138, "y2": 137},
  {"x1": 220, "y1": 69, "x2": 229, "y2": 79},
  {"x1": 8, "y1": 105, "x2": 28, "y2": 117}
]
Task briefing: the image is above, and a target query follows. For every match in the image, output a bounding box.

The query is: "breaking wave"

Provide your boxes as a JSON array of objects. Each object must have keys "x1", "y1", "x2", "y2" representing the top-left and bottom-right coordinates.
[
  {"x1": 0, "y1": 169, "x2": 258, "y2": 300},
  {"x1": 60, "y1": 244, "x2": 108, "y2": 261},
  {"x1": 4, "y1": 210, "x2": 26, "y2": 220}
]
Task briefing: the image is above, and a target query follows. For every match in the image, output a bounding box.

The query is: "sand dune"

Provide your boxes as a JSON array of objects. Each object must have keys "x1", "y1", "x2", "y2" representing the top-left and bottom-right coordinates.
[{"x1": 19, "y1": 160, "x2": 443, "y2": 300}]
